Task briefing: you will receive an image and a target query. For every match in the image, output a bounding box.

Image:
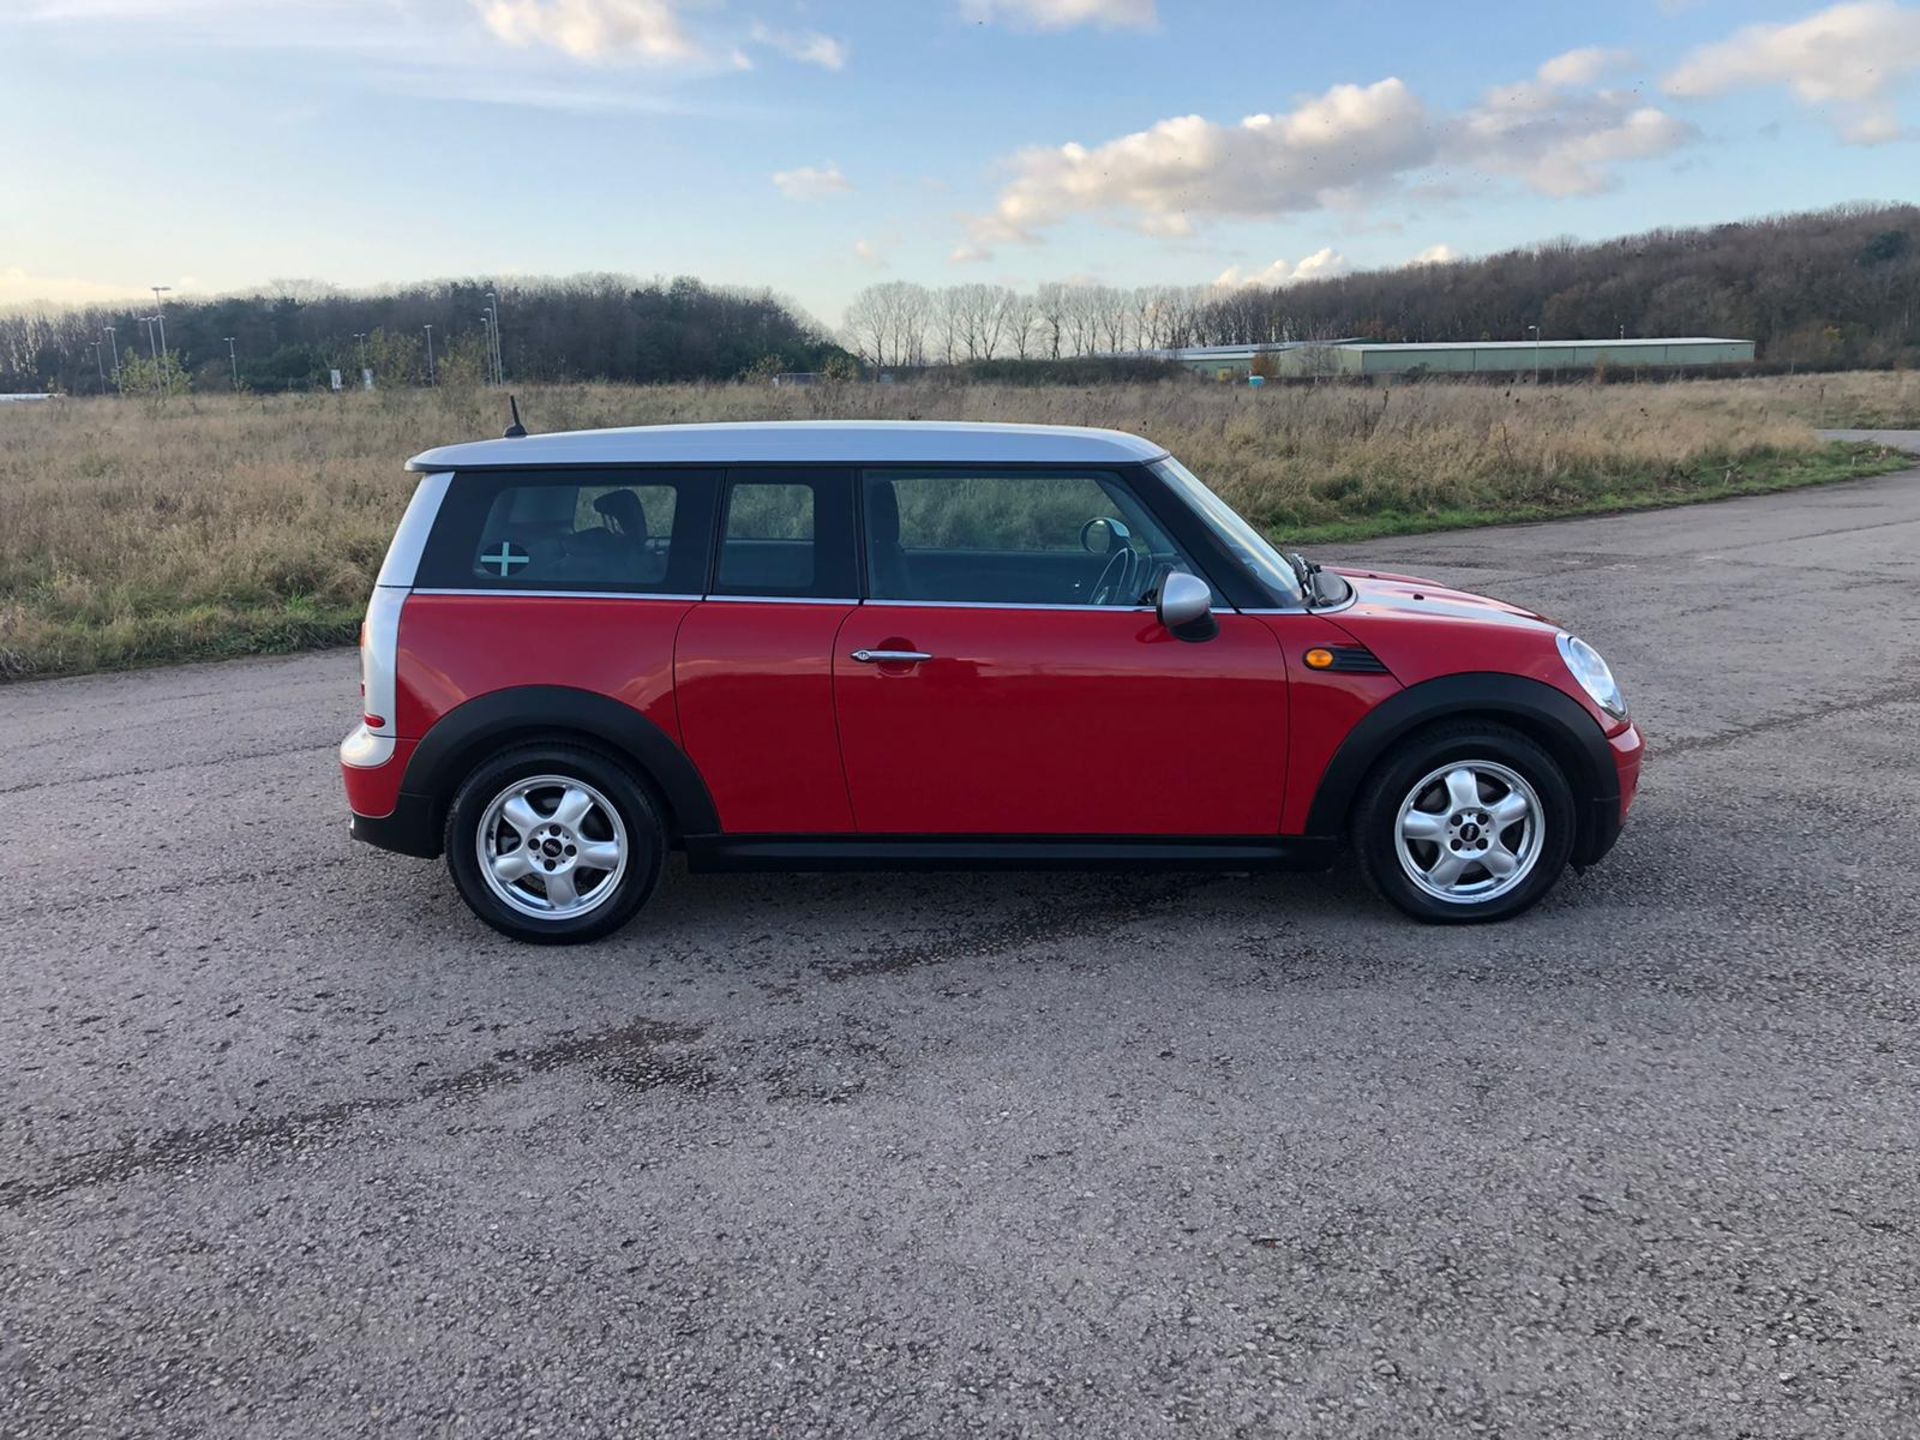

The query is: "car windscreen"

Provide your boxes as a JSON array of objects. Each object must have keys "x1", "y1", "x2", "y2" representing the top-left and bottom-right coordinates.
[{"x1": 1149, "y1": 456, "x2": 1304, "y2": 608}]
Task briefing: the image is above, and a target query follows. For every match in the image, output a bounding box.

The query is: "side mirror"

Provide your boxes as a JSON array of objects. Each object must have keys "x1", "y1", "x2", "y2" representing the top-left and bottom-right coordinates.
[{"x1": 1157, "y1": 571, "x2": 1217, "y2": 641}]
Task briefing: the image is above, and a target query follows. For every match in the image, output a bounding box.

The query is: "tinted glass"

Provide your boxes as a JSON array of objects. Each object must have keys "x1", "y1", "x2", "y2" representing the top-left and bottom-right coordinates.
[
  {"x1": 864, "y1": 469, "x2": 1203, "y2": 607},
  {"x1": 711, "y1": 469, "x2": 857, "y2": 599},
  {"x1": 418, "y1": 469, "x2": 716, "y2": 594}
]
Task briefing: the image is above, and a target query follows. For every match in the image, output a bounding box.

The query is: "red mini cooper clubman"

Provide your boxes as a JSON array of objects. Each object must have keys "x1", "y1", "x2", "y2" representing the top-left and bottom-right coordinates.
[{"x1": 340, "y1": 420, "x2": 1642, "y2": 942}]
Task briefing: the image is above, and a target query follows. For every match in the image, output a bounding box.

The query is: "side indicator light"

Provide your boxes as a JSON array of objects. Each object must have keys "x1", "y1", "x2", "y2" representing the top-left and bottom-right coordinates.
[
  {"x1": 364, "y1": 714, "x2": 388, "y2": 729},
  {"x1": 1304, "y1": 648, "x2": 1335, "y2": 670}
]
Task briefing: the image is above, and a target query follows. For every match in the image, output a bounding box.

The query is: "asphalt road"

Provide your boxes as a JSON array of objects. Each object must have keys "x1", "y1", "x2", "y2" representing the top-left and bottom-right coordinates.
[{"x1": 5, "y1": 449, "x2": 1920, "y2": 1438}]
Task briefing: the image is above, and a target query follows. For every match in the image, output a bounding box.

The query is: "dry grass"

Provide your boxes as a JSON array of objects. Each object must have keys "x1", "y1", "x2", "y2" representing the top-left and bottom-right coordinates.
[{"x1": 2, "y1": 372, "x2": 1913, "y2": 680}]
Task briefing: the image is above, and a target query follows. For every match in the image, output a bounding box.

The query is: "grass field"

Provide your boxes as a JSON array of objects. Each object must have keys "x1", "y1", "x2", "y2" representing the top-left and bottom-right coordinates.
[{"x1": 2, "y1": 371, "x2": 1915, "y2": 680}]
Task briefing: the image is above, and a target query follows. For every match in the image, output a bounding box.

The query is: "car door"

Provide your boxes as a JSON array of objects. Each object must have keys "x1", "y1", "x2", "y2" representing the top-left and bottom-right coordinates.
[
  {"x1": 833, "y1": 467, "x2": 1290, "y2": 836},
  {"x1": 674, "y1": 467, "x2": 861, "y2": 834}
]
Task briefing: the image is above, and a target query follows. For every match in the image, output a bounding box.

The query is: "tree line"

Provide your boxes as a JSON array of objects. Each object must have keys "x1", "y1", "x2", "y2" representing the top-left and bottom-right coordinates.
[
  {"x1": 3, "y1": 202, "x2": 1915, "y2": 394},
  {"x1": 843, "y1": 204, "x2": 1920, "y2": 371},
  {"x1": 0, "y1": 274, "x2": 848, "y2": 395}
]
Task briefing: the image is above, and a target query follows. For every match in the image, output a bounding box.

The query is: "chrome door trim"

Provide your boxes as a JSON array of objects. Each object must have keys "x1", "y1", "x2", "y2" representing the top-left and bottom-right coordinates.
[
  {"x1": 701, "y1": 594, "x2": 861, "y2": 606},
  {"x1": 850, "y1": 649, "x2": 934, "y2": 664},
  {"x1": 860, "y1": 598, "x2": 1163, "y2": 614},
  {"x1": 411, "y1": 588, "x2": 704, "y2": 601}
]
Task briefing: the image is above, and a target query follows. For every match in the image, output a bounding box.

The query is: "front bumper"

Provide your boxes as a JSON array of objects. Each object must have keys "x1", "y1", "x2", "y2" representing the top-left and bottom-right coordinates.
[{"x1": 1574, "y1": 719, "x2": 1643, "y2": 868}]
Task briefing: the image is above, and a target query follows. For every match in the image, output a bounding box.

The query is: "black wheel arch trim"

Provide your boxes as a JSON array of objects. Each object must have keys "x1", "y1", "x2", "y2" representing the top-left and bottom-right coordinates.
[
  {"x1": 390, "y1": 686, "x2": 721, "y2": 857},
  {"x1": 1303, "y1": 672, "x2": 1621, "y2": 864}
]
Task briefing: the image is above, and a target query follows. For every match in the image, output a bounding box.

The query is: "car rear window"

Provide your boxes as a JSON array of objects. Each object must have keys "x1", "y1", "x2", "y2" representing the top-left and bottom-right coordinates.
[{"x1": 416, "y1": 469, "x2": 718, "y2": 594}]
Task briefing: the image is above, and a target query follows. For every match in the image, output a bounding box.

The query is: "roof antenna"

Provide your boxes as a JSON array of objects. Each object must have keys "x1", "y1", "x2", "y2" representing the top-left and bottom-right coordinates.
[{"x1": 504, "y1": 394, "x2": 527, "y2": 439}]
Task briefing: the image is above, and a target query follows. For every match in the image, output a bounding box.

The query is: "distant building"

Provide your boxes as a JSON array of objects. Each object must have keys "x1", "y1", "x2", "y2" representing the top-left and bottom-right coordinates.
[
  {"x1": 770, "y1": 372, "x2": 822, "y2": 387},
  {"x1": 1146, "y1": 337, "x2": 1756, "y2": 380},
  {"x1": 0, "y1": 392, "x2": 57, "y2": 404}
]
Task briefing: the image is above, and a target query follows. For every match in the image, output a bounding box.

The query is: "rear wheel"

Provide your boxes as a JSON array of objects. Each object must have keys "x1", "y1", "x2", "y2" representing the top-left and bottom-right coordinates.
[
  {"x1": 444, "y1": 744, "x2": 665, "y2": 943},
  {"x1": 1353, "y1": 722, "x2": 1574, "y2": 923}
]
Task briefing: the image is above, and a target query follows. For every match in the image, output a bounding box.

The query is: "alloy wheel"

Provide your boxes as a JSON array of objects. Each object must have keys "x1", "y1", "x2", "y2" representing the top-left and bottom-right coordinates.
[
  {"x1": 475, "y1": 774, "x2": 629, "y2": 920},
  {"x1": 1393, "y1": 759, "x2": 1543, "y2": 905}
]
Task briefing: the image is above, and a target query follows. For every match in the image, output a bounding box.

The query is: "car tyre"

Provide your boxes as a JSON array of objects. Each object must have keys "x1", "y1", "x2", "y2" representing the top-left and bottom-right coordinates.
[
  {"x1": 444, "y1": 744, "x2": 666, "y2": 944},
  {"x1": 1353, "y1": 721, "x2": 1575, "y2": 924}
]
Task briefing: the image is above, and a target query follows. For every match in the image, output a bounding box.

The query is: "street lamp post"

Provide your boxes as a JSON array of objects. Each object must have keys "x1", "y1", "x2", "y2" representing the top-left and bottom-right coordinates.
[
  {"x1": 151, "y1": 286, "x2": 172, "y2": 359},
  {"x1": 1528, "y1": 323, "x2": 1542, "y2": 385},
  {"x1": 91, "y1": 341, "x2": 105, "y2": 387},
  {"x1": 480, "y1": 313, "x2": 495, "y2": 385},
  {"x1": 486, "y1": 290, "x2": 503, "y2": 386},
  {"x1": 423, "y1": 324, "x2": 436, "y2": 387},
  {"x1": 224, "y1": 336, "x2": 239, "y2": 390},
  {"x1": 144, "y1": 316, "x2": 160, "y2": 361},
  {"x1": 103, "y1": 325, "x2": 119, "y2": 380}
]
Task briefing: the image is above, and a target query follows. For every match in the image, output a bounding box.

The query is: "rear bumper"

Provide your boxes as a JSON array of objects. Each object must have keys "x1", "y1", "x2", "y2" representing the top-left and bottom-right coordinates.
[
  {"x1": 342, "y1": 726, "x2": 438, "y2": 858},
  {"x1": 348, "y1": 794, "x2": 441, "y2": 858}
]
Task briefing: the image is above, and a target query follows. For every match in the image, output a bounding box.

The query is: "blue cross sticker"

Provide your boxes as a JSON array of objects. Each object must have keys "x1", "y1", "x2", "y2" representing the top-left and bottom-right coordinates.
[{"x1": 481, "y1": 541, "x2": 529, "y2": 578}]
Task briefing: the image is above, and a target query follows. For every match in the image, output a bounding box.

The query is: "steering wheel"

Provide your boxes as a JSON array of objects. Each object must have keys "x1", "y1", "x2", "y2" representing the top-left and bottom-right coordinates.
[{"x1": 1088, "y1": 545, "x2": 1138, "y2": 607}]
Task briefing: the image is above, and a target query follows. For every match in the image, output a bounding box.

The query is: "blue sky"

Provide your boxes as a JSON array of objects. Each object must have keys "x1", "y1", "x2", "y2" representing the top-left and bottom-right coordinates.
[{"x1": 3, "y1": 0, "x2": 1917, "y2": 328}]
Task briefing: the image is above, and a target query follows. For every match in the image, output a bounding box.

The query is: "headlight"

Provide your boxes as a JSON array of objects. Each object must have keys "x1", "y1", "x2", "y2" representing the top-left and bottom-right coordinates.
[{"x1": 1557, "y1": 633, "x2": 1627, "y2": 720}]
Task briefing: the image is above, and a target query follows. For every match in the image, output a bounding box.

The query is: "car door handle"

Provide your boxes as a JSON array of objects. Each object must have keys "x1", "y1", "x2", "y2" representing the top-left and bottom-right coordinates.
[{"x1": 850, "y1": 649, "x2": 933, "y2": 664}]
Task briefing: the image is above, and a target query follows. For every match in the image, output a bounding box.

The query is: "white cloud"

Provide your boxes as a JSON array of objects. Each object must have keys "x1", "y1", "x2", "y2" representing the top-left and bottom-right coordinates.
[
  {"x1": 1407, "y1": 244, "x2": 1458, "y2": 265},
  {"x1": 853, "y1": 239, "x2": 888, "y2": 269},
  {"x1": 1665, "y1": 1, "x2": 1920, "y2": 144},
  {"x1": 949, "y1": 244, "x2": 993, "y2": 264},
  {"x1": 1214, "y1": 249, "x2": 1349, "y2": 288},
  {"x1": 961, "y1": 64, "x2": 1692, "y2": 253},
  {"x1": 1538, "y1": 46, "x2": 1634, "y2": 89},
  {"x1": 479, "y1": 0, "x2": 698, "y2": 64},
  {"x1": 960, "y1": 0, "x2": 1155, "y2": 30},
  {"x1": 967, "y1": 79, "x2": 1433, "y2": 251},
  {"x1": 772, "y1": 164, "x2": 852, "y2": 200},
  {"x1": 746, "y1": 22, "x2": 849, "y2": 70}
]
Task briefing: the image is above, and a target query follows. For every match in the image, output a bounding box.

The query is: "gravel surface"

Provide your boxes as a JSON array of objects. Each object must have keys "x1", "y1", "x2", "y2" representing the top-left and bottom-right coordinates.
[{"x1": 4, "y1": 453, "x2": 1919, "y2": 1438}]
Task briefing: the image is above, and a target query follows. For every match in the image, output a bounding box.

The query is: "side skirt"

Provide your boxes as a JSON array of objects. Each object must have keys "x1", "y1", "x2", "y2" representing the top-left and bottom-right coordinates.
[{"x1": 683, "y1": 835, "x2": 1339, "y2": 874}]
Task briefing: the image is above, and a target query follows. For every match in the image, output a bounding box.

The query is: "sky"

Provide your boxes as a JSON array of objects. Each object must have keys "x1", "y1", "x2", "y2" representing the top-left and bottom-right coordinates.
[{"x1": 3, "y1": 0, "x2": 1918, "y2": 330}]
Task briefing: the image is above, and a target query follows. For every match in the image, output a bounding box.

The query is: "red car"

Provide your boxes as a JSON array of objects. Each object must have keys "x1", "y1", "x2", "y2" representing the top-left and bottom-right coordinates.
[{"x1": 341, "y1": 420, "x2": 1641, "y2": 942}]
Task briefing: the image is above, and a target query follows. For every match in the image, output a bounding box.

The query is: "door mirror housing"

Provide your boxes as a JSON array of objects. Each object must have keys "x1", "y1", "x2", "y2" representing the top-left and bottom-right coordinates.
[{"x1": 1157, "y1": 570, "x2": 1217, "y2": 641}]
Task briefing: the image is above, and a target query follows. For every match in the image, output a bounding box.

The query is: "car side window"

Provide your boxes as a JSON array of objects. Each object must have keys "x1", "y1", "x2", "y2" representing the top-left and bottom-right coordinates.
[
  {"x1": 863, "y1": 469, "x2": 1202, "y2": 607},
  {"x1": 711, "y1": 468, "x2": 858, "y2": 599},
  {"x1": 417, "y1": 469, "x2": 716, "y2": 594}
]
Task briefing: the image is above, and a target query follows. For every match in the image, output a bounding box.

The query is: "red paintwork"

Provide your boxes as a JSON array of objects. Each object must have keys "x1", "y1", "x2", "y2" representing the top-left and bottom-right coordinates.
[
  {"x1": 343, "y1": 738, "x2": 417, "y2": 819},
  {"x1": 675, "y1": 602, "x2": 858, "y2": 833},
  {"x1": 346, "y1": 568, "x2": 1640, "y2": 844},
  {"x1": 1328, "y1": 570, "x2": 1643, "y2": 817},
  {"x1": 833, "y1": 608, "x2": 1289, "y2": 834},
  {"x1": 392, "y1": 594, "x2": 687, "y2": 742},
  {"x1": 1254, "y1": 612, "x2": 1405, "y2": 835},
  {"x1": 1612, "y1": 724, "x2": 1645, "y2": 821}
]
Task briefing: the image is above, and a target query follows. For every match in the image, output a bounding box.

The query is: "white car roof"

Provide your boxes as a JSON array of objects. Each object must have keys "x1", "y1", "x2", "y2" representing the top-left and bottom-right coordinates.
[{"x1": 407, "y1": 420, "x2": 1169, "y2": 472}]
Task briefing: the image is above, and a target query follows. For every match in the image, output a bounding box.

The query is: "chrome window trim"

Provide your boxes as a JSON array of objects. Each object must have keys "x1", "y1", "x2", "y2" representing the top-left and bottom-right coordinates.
[
  {"x1": 863, "y1": 598, "x2": 1180, "y2": 615},
  {"x1": 701, "y1": 595, "x2": 860, "y2": 606},
  {"x1": 374, "y1": 471, "x2": 453, "y2": 588},
  {"x1": 412, "y1": 588, "x2": 704, "y2": 601}
]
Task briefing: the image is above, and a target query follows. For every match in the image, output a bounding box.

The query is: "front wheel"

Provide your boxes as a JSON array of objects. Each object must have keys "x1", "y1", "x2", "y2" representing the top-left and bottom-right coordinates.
[
  {"x1": 444, "y1": 744, "x2": 665, "y2": 943},
  {"x1": 1353, "y1": 722, "x2": 1575, "y2": 923}
]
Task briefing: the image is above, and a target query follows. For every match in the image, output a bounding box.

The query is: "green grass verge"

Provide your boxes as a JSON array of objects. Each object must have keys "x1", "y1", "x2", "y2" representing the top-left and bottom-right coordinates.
[{"x1": 1, "y1": 443, "x2": 1910, "y2": 684}]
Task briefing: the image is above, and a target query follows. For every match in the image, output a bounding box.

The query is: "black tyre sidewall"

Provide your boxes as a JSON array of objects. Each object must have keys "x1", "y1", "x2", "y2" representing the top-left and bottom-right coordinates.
[
  {"x1": 444, "y1": 745, "x2": 665, "y2": 944},
  {"x1": 1355, "y1": 724, "x2": 1576, "y2": 924}
]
